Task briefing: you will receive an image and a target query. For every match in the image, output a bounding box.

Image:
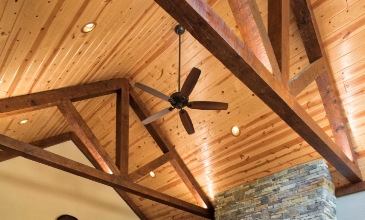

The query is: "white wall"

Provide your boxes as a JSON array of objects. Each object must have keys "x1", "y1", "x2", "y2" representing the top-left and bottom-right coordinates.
[
  {"x1": 337, "y1": 191, "x2": 365, "y2": 220},
  {"x1": 0, "y1": 141, "x2": 139, "y2": 220}
]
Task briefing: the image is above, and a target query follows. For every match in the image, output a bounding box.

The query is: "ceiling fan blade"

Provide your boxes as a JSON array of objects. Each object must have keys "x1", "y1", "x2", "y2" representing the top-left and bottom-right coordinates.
[
  {"x1": 179, "y1": 109, "x2": 195, "y2": 135},
  {"x1": 180, "y1": 67, "x2": 201, "y2": 98},
  {"x1": 141, "y1": 108, "x2": 173, "y2": 125},
  {"x1": 188, "y1": 101, "x2": 228, "y2": 110},
  {"x1": 135, "y1": 82, "x2": 171, "y2": 102}
]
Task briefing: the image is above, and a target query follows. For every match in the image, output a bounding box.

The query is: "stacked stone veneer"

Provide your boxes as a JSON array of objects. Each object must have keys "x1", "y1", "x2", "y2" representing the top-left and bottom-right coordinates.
[{"x1": 214, "y1": 159, "x2": 336, "y2": 219}]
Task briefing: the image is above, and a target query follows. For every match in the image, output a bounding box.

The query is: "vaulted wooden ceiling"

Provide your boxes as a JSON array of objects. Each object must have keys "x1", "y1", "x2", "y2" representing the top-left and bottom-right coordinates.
[{"x1": 1, "y1": 0, "x2": 365, "y2": 219}]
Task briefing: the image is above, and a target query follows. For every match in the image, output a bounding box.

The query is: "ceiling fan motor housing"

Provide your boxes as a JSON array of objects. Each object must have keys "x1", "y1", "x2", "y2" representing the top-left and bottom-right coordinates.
[{"x1": 170, "y1": 92, "x2": 189, "y2": 109}]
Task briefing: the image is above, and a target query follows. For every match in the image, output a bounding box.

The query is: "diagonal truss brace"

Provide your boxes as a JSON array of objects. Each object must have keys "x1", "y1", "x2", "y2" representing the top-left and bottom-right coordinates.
[{"x1": 290, "y1": 0, "x2": 357, "y2": 164}]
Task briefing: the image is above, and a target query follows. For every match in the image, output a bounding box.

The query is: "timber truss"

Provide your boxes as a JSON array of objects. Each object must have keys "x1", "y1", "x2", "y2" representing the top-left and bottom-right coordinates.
[
  {"x1": 0, "y1": 0, "x2": 364, "y2": 219},
  {"x1": 0, "y1": 79, "x2": 214, "y2": 219},
  {"x1": 153, "y1": 0, "x2": 363, "y2": 184}
]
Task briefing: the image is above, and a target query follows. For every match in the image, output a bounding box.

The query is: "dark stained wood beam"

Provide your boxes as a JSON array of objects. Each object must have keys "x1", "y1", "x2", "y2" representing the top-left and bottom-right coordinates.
[
  {"x1": 336, "y1": 182, "x2": 365, "y2": 197},
  {"x1": 70, "y1": 133, "x2": 148, "y2": 220},
  {"x1": 268, "y1": 0, "x2": 290, "y2": 89},
  {"x1": 154, "y1": 0, "x2": 362, "y2": 183},
  {"x1": 129, "y1": 152, "x2": 173, "y2": 182},
  {"x1": 129, "y1": 83, "x2": 215, "y2": 211},
  {"x1": 228, "y1": 0, "x2": 282, "y2": 81},
  {"x1": 114, "y1": 191, "x2": 148, "y2": 220},
  {"x1": 57, "y1": 100, "x2": 117, "y2": 174},
  {"x1": 290, "y1": 0, "x2": 321, "y2": 61},
  {"x1": 291, "y1": 0, "x2": 357, "y2": 164},
  {"x1": 289, "y1": 58, "x2": 325, "y2": 97},
  {"x1": 0, "y1": 134, "x2": 213, "y2": 219},
  {"x1": 116, "y1": 79, "x2": 130, "y2": 178},
  {"x1": 0, "y1": 132, "x2": 73, "y2": 162},
  {"x1": 0, "y1": 79, "x2": 123, "y2": 118},
  {"x1": 70, "y1": 132, "x2": 104, "y2": 171}
]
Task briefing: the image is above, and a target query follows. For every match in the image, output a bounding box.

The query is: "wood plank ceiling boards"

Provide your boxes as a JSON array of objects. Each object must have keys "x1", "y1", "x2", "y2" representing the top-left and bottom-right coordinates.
[{"x1": 1, "y1": 0, "x2": 365, "y2": 218}]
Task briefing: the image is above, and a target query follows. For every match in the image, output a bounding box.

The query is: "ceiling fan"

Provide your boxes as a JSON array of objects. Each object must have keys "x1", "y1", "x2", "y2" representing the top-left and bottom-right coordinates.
[{"x1": 134, "y1": 24, "x2": 228, "y2": 135}]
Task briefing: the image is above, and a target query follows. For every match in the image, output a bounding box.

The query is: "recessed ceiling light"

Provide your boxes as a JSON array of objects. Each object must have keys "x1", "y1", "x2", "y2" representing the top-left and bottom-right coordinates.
[
  {"x1": 149, "y1": 171, "x2": 156, "y2": 178},
  {"x1": 18, "y1": 119, "x2": 29, "y2": 125},
  {"x1": 231, "y1": 126, "x2": 241, "y2": 137},
  {"x1": 81, "y1": 22, "x2": 97, "y2": 33}
]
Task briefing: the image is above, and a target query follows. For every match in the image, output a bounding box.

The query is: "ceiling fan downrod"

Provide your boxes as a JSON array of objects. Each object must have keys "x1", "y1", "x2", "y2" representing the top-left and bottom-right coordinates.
[{"x1": 175, "y1": 24, "x2": 185, "y2": 93}]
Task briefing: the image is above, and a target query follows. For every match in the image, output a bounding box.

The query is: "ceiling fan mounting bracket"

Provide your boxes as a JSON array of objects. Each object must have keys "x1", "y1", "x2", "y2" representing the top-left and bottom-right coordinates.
[{"x1": 175, "y1": 24, "x2": 185, "y2": 35}]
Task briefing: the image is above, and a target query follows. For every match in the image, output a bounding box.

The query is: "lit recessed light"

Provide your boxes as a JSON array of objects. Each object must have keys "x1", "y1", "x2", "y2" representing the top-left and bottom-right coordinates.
[
  {"x1": 81, "y1": 22, "x2": 97, "y2": 33},
  {"x1": 149, "y1": 171, "x2": 156, "y2": 178},
  {"x1": 231, "y1": 126, "x2": 241, "y2": 137},
  {"x1": 18, "y1": 119, "x2": 29, "y2": 125}
]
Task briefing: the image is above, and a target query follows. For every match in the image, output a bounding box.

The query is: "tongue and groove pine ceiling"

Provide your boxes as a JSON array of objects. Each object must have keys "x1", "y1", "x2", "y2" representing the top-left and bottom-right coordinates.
[{"x1": 1, "y1": 0, "x2": 365, "y2": 219}]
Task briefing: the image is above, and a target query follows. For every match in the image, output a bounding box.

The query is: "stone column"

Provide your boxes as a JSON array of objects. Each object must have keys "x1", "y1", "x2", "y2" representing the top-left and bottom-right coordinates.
[{"x1": 214, "y1": 159, "x2": 336, "y2": 219}]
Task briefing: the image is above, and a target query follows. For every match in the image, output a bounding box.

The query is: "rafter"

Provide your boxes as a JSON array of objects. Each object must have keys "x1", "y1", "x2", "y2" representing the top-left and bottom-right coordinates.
[
  {"x1": 0, "y1": 134, "x2": 213, "y2": 219},
  {"x1": 154, "y1": 0, "x2": 362, "y2": 183},
  {"x1": 289, "y1": 58, "x2": 325, "y2": 97},
  {"x1": 290, "y1": 0, "x2": 357, "y2": 163},
  {"x1": 268, "y1": 0, "x2": 290, "y2": 88},
  {"x1": 228, "y1": 0, "x2": 281, "y2": 80},
  {"x1": 129, "y1": 83, "x2": 215, "y2": 211},
  {"x1": 0, "y1": 79, "x2": 123, "y2": 118}
]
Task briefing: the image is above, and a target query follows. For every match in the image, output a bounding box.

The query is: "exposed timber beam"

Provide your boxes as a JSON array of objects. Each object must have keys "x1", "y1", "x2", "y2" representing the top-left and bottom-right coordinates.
[
  {"x1": 116, "y1": 79, "x2": 130, "y2": 178},
  {"x1": 70, "y1": 133, "x2": 148, "y2": 220},
  {"x1": 129, "y1": 152, "x2": 173, "y2": 182},
  {"x1": 57, "y1": 100, "x2": 117, "y2": 174},
  {"x1": 290, "y1": 0, "x2": 357, "y2": 164},
  {"x1": 70, "y1": 133, "x2": 104, "y2": 171},
  {"x1": 0, "y1": 79, "x2": 123, "y2": 118},
  {"x1": 336, "y1": 182, "x2": 365, "y2": 197},
  {"x1": 268, "y1": 0, "x2": 290, "y2": 89},
  {"x1": 289, "y1": 58, "x2": 325, "y2": 97},
  {"x1": 114, "y1": 191, "x2": 148, "y2": 220},
  {"x1": 290, "y1": 0, "x2": 321, "y2": 61},
  {"x1": 154, "y1": 0, "x2": 362, "y2": 183},
  {"x1": 228, "y1": 0, "x2": 281, "y2": 80},
  {"x1": 129, "y1": 83, "x2": 215, "y2": 211},
  {"x1": 0, "y1": 132, "x2": 73, "y2": 162},
  {"x1": 0, "y1": 134, "x2": 212, "y2": 219}
]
